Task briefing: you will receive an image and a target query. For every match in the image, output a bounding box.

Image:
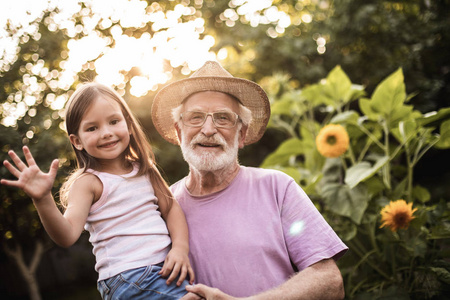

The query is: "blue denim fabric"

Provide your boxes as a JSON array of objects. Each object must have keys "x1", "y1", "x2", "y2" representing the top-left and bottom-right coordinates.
[{"x1": 97, "y1": 263, "x2": 189, "y2": 300}]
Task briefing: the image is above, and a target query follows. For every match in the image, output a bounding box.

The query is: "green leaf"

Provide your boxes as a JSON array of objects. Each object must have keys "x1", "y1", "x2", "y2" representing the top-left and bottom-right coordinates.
[
  {"x1": 345, "y1": 156, "x2": 389, "y2": 189},
  {"x1": 435, "y1": 119, "x2": 450, "y2": 149},
  {"x1": 359, "y1": 69, "x2": 411, "y2": 126},
  {"x1": 413, "y1": 185, "x2": 431, "y2": 203},
  {"x1": 417, "y1": 107, "x2": 450, "y2": 127},
  {"x1": 271, "y1": 98, "x2": 295, "y2": 116},
  {"x1": 323, "y1": 65, "x2": 352, "y2": 104},
  {"x1": 430, "y1": 222, "x2": 450, "y2": 239},
  {"x1": 364, "y1": 176, "x2": 385, "y2": 196},
  {"x1": 392, "y1": 178, "x2": 407, "y2": 200},
  {"x1": 371, "y1": 68, "x2": 406, "y2": 114},
  {"x1": 359, "y1": 98, "x2": 379, "y2": 121},
  {"x1": 299, "y1": 123, "x2": 317, "y2": 149},
  {"x1": 302, "y1": 173, "x2": 323, "y2": 196},
  {"x1": 348, "y1": 84, "x2": 366, "y2": 101},
  {"x1": 403, "y1": 235, "x2": 427, "y2": 258},
  {"x1": 389, "y1": 104, "x2": 414, "y2": 125},
  {"x1": 391, "y1": 120, "x2": 418, "y2": 144},
  {"x1": 330, "y1": 110, "x2": 360, "y2": 124},
  {"x1": 277, "y1": 167, "x2": 301, "y2": 183},
  {"x1": 321, "y1": 183, "x2": 369, "y2": 224},
  {"x1": 301, "y1": 83, "x2": 328, "y2": 106},
  {"x1": 320, "y1": 158, "x2": 342, "y2": 183},
  {"x1": 271, "y1": 91, "x2": 305, "y2": 117},
  {"x1": 260, "y1": 138, "x2": 303, "y2": 167}
]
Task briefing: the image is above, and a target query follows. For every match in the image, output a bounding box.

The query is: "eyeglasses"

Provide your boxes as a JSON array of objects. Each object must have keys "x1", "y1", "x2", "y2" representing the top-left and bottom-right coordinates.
[{"x1": 180, "y1": 111, "x2": 240, "y2": 128}]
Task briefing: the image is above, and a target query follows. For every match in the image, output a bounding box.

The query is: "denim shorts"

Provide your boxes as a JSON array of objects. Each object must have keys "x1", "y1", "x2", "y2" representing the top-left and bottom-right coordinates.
[{"x1": 97, "y1": 263, "x2": 189, "y2": 300}]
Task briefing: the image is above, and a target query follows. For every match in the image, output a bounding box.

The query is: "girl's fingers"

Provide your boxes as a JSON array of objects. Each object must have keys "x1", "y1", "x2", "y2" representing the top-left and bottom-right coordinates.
[
  {"x1": 48, "y1": 159, "x2": 59, "y2": 180},
  {"x1": 188, "y1": 266, "x2": 195, "y2": 284},
  {"x1": 8, "y1": 150, "x2": 27, "y2": 171},
  {"x1": 166, "y1": 263, "x2": 181, "y2": 285},
  {"x1": 3, "y1": 160, "x2": 21, "y2": 179},
  {"x1": 0, "y1": 177, "x2": 22, "y2": 188},
  {"x1": 22, "y1": 146, "x2": 37, "y2": 167},
  {"x1": 176, "y1": 266, "x2": 188, "y2": 286}
]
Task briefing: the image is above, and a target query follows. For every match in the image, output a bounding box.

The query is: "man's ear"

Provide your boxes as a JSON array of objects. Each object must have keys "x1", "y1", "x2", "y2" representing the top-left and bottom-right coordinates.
[
  {"x1": 238, "y1": 125, "x2": 248, "y2": 149},
  {"x1": 69, "y1": 134, "x2": 83, "y2": 151}
]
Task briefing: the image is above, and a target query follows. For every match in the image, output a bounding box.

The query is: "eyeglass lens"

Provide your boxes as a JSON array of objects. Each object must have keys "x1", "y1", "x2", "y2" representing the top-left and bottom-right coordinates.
[{"x1": 182, "y1": 111, "x2": 238, "y2": 128}]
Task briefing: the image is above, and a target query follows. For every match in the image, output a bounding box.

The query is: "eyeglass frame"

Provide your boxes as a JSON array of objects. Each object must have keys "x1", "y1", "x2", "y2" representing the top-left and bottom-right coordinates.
[{"x1": 180, "y1": 111, "x2": 242, "y2": 128}]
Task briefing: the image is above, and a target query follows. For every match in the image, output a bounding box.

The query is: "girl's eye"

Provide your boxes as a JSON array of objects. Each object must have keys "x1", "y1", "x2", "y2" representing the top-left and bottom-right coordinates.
[
  {"x1": 86, "y1": 126, "x2": 96, "y2": 132},
  {"x1": 111, "y1": 119, "x2": 119, "y2": 125}
]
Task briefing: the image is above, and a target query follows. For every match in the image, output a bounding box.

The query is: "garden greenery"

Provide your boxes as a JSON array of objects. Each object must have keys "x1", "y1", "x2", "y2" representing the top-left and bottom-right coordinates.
[{"x1": 260, "y1": 66, "x2": 450, "y2": 299}]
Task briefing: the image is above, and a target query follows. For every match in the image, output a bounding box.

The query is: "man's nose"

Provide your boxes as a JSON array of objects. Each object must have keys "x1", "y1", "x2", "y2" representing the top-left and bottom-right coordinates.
[{"x1": 200, "y1": 115, "x2": 217, "y2": 136}]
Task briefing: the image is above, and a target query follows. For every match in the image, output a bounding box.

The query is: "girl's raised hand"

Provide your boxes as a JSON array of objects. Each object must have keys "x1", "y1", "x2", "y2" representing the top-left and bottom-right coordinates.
[{"x1": 1, "y1": 146, "x2": 59, "y2": 201}]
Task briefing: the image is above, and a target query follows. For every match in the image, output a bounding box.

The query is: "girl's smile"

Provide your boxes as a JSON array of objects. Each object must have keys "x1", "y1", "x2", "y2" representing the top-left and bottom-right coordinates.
[{"x1": 98, "y1": 140, "x2": 119, "y2": 148}]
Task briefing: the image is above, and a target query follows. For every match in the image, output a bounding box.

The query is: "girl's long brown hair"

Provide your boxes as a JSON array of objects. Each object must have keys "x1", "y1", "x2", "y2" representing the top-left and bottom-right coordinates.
[{"x1": 60, "y1": 82, "x2": 173, "y2": 215}]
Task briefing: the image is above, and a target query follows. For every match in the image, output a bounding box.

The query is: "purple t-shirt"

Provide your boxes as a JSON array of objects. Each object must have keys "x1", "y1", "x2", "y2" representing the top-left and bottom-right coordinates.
[{"x1": 171, "y1": 166, "x2": 347, "y2": 297}]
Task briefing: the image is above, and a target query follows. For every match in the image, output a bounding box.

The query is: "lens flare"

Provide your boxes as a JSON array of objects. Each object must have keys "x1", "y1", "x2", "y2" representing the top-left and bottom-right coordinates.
[{"x1": 290, "y1": 220, "x2": 305, "y2": 236}]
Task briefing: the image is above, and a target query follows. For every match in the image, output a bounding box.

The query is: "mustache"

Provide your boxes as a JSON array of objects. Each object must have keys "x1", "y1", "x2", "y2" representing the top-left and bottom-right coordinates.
[{"x1": 190, "y1": 134, "x2": 227, "y2": 148}]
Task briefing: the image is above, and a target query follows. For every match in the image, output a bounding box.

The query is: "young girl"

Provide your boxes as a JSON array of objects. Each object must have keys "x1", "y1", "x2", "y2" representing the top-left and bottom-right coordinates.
[{"x1": 1, "y1": 83, "x2": 194, "y2": 299}]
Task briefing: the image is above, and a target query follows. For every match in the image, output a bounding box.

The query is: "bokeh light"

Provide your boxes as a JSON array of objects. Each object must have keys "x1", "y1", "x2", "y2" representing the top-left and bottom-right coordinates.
[{"x1": 0, "y1": 0, "x2": 218, "y2": 126}]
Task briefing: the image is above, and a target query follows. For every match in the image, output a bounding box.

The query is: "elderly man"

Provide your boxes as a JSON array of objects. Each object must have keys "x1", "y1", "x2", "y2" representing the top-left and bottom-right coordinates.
[{"x1": 151, "y1": 61, "x2": 348, "y2": 300}]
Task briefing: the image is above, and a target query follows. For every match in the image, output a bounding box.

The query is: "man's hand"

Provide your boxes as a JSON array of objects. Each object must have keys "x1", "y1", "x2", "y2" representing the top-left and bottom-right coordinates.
[
  {"x1": 180, "y1": 291, "x2": 203, "y2": 300},
  {"x1": 185, "y1": 284, "x2": 239, "y2": 300}
]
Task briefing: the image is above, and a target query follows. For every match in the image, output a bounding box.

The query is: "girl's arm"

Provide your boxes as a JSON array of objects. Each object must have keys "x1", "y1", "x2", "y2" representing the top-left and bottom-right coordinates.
[
  {"x1": 157, "y1": 190, "x2": 195, "y2": 286},
  {"x1": 1, "y1": 146, "x2": 94, "y2": 248}
]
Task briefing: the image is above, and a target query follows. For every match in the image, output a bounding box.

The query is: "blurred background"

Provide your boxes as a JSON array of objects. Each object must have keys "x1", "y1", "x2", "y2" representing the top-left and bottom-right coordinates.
[{"x1": 0, "y1": 0, "x2": 449, "y2": 299}]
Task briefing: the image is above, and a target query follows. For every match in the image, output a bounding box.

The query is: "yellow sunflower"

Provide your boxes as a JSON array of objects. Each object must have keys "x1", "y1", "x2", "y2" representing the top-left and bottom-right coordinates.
[
  {"x1": 380, "y1": 200, "x2": 417, "y2": 232},
  {"x1": 316, "y1": 124, "x2": 350, "y2": 158}
]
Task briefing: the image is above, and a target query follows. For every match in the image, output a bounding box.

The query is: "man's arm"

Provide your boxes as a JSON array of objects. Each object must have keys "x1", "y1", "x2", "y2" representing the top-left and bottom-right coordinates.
[{"x1": 185, "y1": 258, "x2": 345, "y2": 300}]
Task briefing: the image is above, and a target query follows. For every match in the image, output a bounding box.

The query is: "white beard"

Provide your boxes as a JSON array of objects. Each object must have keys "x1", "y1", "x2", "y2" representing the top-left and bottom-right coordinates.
[{"x1": 180, "y1": 130, "x2": 240, "y2": 172}]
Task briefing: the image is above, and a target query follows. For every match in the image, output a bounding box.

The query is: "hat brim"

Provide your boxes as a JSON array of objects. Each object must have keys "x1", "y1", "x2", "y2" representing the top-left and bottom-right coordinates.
[{"x1": 151, "y1": 76, "x2": 270, "y2": 145}]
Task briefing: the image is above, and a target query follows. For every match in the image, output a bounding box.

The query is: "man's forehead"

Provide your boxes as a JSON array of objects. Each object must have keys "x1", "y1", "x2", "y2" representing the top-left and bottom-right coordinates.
[{"x1": 183, "y1": 91, "x2": 240, "y2": 111}]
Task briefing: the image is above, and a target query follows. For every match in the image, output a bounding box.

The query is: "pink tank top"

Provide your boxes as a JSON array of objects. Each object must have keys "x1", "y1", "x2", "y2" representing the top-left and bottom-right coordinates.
[{"x1": 85, "y1": 165, "x2": 171, "y2": 281}]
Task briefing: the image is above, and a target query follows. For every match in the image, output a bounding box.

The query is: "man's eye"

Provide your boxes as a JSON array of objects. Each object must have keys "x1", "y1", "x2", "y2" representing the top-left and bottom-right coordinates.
[
  {"x1": 188, "y1": 113, "x2": 204, "y2": 121},
  {"x1": 217, "y1": 114, "x2": 231, "y2": 121}
]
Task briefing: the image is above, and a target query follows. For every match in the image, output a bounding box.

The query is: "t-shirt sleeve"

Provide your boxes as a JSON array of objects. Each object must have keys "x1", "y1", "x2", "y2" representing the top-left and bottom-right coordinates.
[{"x1": 279, "y1": 179, "x2": 348, "y2": 271}]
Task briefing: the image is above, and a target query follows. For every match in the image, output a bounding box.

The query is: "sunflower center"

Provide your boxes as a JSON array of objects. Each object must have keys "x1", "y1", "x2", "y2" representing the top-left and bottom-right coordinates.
[
  {"x1": 393, "y1": 212, "x2": 409, "y2": 228},
  {"x1": 326, "y1": 135, "x2": 337, "y2": 145}
]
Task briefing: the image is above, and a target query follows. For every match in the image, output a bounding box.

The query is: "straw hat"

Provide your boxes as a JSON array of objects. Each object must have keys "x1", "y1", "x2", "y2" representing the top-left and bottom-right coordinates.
[{"x1": 151, "y1": 61, "x2": 270, "y2": 145}]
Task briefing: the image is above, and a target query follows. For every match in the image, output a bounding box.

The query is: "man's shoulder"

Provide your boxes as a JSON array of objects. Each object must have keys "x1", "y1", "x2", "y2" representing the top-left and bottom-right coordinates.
[{"x1": 241, "y1": 166, "x2": 294, "y2": 182}]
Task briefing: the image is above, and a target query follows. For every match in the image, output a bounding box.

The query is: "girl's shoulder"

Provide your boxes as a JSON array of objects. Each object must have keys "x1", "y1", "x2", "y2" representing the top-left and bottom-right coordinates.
[{"x1": 72, "y1": 173, "x2": 103, "y2": 203}]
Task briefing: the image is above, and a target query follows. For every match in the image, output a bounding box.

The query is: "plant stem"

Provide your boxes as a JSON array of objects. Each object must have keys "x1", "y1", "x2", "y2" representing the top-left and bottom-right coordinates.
[
  {"x1": 273, "y1": 116, "x2": 297, "y2": 138},
  {"x1": 403, "y1": 139, "x2": 413, "y2": 202},
  {"x1": 357, "y1": 138, "x2": 373, "y2": 162},
  {"x1": 382, "y1": 121, "x2": 391, "y2": 189},
  {"x1": 350, "y1": 278, "x2": 367, "y2": 297},
  {"x1": 407, "y1": 164, "x2": 413, "y2": 202},
  {"x1": 347, "y1": 240, "x2": 391, "y2": 280},
  {"x1": 358, "y1": 124, "x2": 385, "y2": 150},
  {"x1": 347, "y1": 141, "x2": 357, "y2": 165},
  {"x1": 406, "y1": 257, "x2": 415, "y2": 293},
  {"x1": 366, "y1": 222, "x2": 381, "y2": 255}
]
